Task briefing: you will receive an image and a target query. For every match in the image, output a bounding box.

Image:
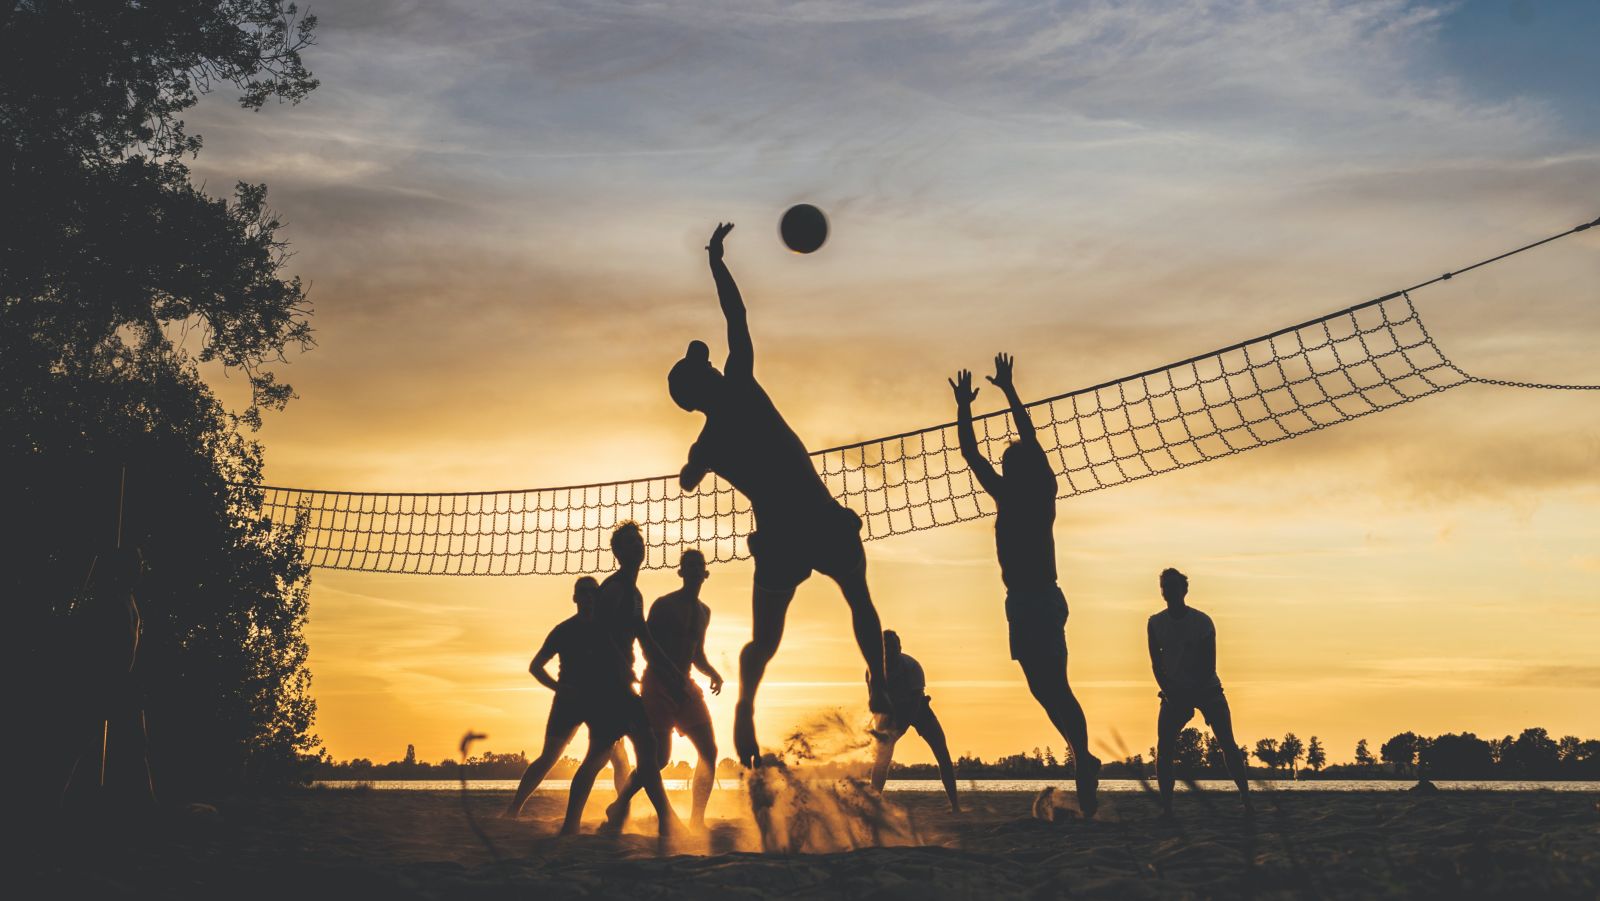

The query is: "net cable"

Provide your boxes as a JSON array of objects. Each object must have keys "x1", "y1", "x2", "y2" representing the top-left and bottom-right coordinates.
[{"x1": 246, "y1": 216, "x2": 1600, "y2": 575}]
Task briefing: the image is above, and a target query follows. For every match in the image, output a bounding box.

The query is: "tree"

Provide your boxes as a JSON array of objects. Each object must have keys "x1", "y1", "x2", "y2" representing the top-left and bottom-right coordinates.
[
  {"x1": 1172, "y1": 728, "x2": 1208, "y2": 772},
  {"x1": 1419, "y1": 733, "x2": 1493, "y2": 779},
  {"x1": 1280, "y1": 733, "x2": 1305, "y2": 777},
  {"x1": 1355, "y1": 738, "x2": 1375, "y2": 767},
  {"x1": 4, "y1": 2, "x2": 320, "y2": 810},
  {"x1": 403, "y1": 744, "x2": 417, "y2": 766},
  {"x1": 1500, "y1": 728, "x2": 1561, "y2": 779},
  {"x1": 1380, "y1": 732, "x2": 1423, "y2": 776},
  {"x1": 1253, "y1": 738, "x2": 1280, "y2": 773},
  {"x1": 1306, "y1": 736, "x2": 1326, "y2": 773}
]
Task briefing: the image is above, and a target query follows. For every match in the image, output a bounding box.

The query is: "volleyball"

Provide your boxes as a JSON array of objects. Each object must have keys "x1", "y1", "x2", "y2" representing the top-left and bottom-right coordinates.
[{"x1": 780, "y1": 204, "x2": 828, "y2": 254}]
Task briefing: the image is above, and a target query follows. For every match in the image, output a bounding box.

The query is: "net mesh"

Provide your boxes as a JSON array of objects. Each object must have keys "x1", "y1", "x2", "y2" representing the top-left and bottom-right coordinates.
[{"x1": 252, "y1": 293, "x2": 1479, "y2": 575}]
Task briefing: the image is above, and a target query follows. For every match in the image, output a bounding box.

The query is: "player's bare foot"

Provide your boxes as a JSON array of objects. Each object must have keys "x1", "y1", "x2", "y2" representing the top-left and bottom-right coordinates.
[
  {"x1": 1075, "y1": 755, "x2": 1102, "y2": 819},
  {"x1": 596, "y1": 799, "x2": 628, "y2": 836},
  {"x1": 734, "y1": 700, "x2": 759, "y2": 767}
]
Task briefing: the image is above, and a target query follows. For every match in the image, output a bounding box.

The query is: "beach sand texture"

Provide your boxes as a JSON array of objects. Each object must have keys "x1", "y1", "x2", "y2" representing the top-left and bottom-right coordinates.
[{"x1": 27, "y1": 787, "x2": 1600, "y2": 898}]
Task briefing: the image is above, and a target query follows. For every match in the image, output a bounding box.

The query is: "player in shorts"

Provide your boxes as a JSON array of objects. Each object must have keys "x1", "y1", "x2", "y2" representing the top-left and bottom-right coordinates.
[
  {"x1": 950, "y1": 353, "x2": 1102, "y2": 816},
  {"x1": 866, "y1": 630, "x2": 960, "y2": 813},
  {"x1": 504, "y1": 576, "x2": 612, "y2": 817},
  {"x1": 668, "y1": 222, "x2": 890, "y2": 767},
  {"x1": 603, "y1": 548, "x2": 725, "y2": 831},
  {"x1": 1148, "y1": 567, "x2": 1252, "y2": 817},
  {"x1": 557, "y1": 525, "x2": 682, "y2": 836}
]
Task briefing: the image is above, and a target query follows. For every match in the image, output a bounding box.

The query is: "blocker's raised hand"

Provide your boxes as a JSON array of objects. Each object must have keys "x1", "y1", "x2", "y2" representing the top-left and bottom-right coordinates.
[
  {"x1": 948, "y1": 368, "x2": 980, "y2": 406},
  {"x1": 987, "y1": 352, "x2": 1015, "y2": 391},
  {"x1": 706, "y1": 221, "x2": 735, "y2": 260}
]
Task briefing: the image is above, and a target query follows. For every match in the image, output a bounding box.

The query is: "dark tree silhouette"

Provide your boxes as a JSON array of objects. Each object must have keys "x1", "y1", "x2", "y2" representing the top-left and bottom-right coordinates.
[
  {"x1": 1419, "y1": 733, "x2": 1494, "y2": 779},
  {"x1": 1280, "y1": 732, "x2": 1305, "y2": 777},
  {"x1": 1306, "y1": 735, "x2": 1326, "y2": 773},
  {"x1": 3, "y1": 1, "x2": 319, "y2": 813},
  {"x1": 1499, "y1": 728, "x2": 1562, "y2": 779},
  {"x1": 1253, "y1": 737, "x2": 1280, "y2": 773},
  {"x1": 1354, "y1": 738, "x2": 1376, "y2": 767},
  {"x1": 1380, "y1": 732, "x2": 1424, "y2": 776}
]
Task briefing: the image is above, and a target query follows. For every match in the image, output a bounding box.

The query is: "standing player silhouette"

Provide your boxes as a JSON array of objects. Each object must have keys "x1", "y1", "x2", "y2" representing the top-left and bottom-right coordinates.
[
  {"x1": 669, "y1": 222, "x2": 891, "y2": 767},
  {"x1": 950, "y1": 354, "x2": 1102, "y2": 816}
]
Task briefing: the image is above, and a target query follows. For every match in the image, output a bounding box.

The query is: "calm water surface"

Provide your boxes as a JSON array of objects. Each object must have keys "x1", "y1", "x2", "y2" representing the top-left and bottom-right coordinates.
[{"x1": 314, "y1": 779, "x2": 1600, "y2": 793}]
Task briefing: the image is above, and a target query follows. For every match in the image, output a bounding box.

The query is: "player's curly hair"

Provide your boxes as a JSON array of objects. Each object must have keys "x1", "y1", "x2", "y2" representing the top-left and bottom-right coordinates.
[{"x1": 1159, "y1": 567, "x2": 1188, "y2": 599}]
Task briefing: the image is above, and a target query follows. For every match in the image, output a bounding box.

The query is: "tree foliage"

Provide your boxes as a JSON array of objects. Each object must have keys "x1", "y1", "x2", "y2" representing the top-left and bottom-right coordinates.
[
  {"x1": 2, "y1": 1, "x2": 320, "y2": 808},
  {"x1": 1306, "y1": 735, "x2": 1326, "y2": 772}
]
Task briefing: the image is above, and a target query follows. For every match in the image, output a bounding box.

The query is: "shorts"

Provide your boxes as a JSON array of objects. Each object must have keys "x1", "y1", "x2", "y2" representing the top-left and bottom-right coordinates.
[
  {"x1": 749, "y1": 503, "x2": 865, "y2": 592},
  {"x1": 640, "y1": 670, "x2": 714, "y2": 765},
  {"x1": 551, "y1": 685, "x2": 647, "y2": 745},
  {"x1": 877, "y1": 694, "x2": 935, "y2": 738},
  {"x1": 1004, "y1": 585, "x2": 1069, "y2": 662},
  {"x1": 1159, "y1": 687, "x2": 1230, "y2": 731}
]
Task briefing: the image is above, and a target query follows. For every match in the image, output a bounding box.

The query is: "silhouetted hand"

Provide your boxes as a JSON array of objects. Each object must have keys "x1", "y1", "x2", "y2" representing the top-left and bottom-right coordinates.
[
  {"x1": 706, "y1": 222, "x2": 735, "y2": 261},
  {"x1": 987, "y1": 352, "x2": 1015, "y2": 391},
  {"x1": 680, "y1": 461, "x2": 708, "y2": 492},
  {"x1": 709, "y1": 674, "x2": 723, "y2": 695},
  {"x1": 948, "y1": 369, "x2": 980, "y2": 406}
]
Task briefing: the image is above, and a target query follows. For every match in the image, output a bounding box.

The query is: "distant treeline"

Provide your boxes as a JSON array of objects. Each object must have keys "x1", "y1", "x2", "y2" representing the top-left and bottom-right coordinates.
[{"x1": 305, "y1": 727, "x2": 1600, "y2": 783}]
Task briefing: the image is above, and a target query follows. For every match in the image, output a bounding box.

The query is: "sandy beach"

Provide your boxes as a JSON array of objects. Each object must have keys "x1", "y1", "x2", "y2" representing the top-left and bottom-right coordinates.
[{"x1": 23, "y1": 784, "x2": 1600, "y2": 898}]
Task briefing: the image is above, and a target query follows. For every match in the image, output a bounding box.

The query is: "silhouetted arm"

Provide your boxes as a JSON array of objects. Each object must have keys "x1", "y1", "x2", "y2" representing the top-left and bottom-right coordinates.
[
  {"x1": 680, "y1": 441, "x2": 710, "y2": 492},
  {"x1": 1147, "y1": 620, "x2": 1175, "y2": 699},
  {"x1": 692, "y1": 607, "x2": 724, "y2": 694},
  {"x1": 707, "y1": 222, "x2": 752, "y2": 379},
  {"x1": 986, "y1": 352, "x2": 1040, "y2": 448},
  {"x1": 950, "y1": 368, "x2": 1003, "y2": 497},
  {"x1": 530, "y1": 631, "x2": 561, "y2": 692}
]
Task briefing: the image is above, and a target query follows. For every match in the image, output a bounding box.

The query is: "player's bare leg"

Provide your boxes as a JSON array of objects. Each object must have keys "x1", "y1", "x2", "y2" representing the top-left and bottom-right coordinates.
[
  {"x1": 608, "y1": 741, "x2": 631, "y2": 794},
  {"x1": 1155, "y1": 700, "x2": 1190, "y2": 820},
  {"x1": 870, "y1": 726, "x2": 900, "y2": 792},
  {"x1": 562, "y1": 738, "x2": 614, "y2": 835},
  {"x1": 832, "y1": 563, "x2": 889, "y2": 712},
  {"x1": 1204, "y1": 698, "x2": 1254, "y2": 813},
  {"x1": 735, "y1": 582, "x2": 795, "y2": 767},
  {"x1": 1020, "y1": 653, "x2": 1101, "y2": 817},
  {"x1": 683, "y1": 721, "x2": 718, "y2": 828},
  {"x1": 915, "y1": 713, "x2": 961, "y2": 813},
  {"x1": 506, "y1": 714, "x2": 581, "y2": 816}
]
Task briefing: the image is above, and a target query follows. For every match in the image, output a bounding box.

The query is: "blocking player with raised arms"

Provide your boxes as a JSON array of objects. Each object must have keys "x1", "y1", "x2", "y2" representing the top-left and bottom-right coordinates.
[
  {"x1": 950, "y1": 353, "x2": 1102, "y2": 816},
  {"x1": 668, "y1": 222, "x2": 891, "y2": 767}
]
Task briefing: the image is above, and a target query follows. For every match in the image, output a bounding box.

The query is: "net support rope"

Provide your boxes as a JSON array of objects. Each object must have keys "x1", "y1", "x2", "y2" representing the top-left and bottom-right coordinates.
[{"x1": 247, "y1": 216, "x2": 1600, "y2": 576}]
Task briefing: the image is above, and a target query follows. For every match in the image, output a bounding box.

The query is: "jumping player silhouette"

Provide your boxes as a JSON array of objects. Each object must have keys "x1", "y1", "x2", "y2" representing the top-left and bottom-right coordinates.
[
  {"x1": 867, "y1": 630, "x2": 960, "y2": 813},
  {"x1": 602, "y1": 548, "x2": 724, "y2": 831},
  {"x1": 669, "y1": 222, "x2": 891, "y2": 767},
  {"x1": 1149, "y1": 567, "x2": 1252, "y2": 817},
  {"x1": 950, "y1": 353, "x2": 1102, "y2": 816}
]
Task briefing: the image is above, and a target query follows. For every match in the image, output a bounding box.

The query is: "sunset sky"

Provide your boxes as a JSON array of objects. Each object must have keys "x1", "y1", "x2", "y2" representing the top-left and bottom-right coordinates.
[{"x1": 185, "y1": 0, "x2": 1598, "y2": 768}]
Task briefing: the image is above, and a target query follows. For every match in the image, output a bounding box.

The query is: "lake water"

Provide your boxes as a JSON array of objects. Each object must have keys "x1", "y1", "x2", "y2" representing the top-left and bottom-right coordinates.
[{"x1": 313, "y1": 779, "x2": 1600, "y2": 793}]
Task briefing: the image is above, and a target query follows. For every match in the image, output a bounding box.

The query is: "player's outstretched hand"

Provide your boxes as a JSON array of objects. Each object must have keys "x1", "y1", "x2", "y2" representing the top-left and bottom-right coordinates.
[
  {"x1": 709, "y1": 674, "x2": 723, "y2": 695},
  {"x1": 948, "y1": 369, "x2": 980, "y2": 406},
  {"x1": 707, "y1": 222, "x2": 735, "y2": 260},
  {"x1": 987, "y1": 352, "x2": 1015, "y2": 391}
]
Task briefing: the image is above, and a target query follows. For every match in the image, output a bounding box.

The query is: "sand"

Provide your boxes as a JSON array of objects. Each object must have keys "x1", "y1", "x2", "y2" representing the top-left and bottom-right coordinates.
[{"x1": 23, "y1": 785, "x2": 1600, "y2": 898}]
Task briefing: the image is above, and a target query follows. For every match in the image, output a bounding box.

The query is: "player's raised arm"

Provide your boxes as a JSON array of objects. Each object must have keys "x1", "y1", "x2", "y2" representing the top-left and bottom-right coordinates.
[
  {"x1": 950, "y1": 368, "x2": 1003, "y2": 497},
  {"x1": 707, "y1": 222, "x2": 752, "y2": 379},
  {"x1": 986, "y1": 352, "x2": 1039, "y2": 447}
]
